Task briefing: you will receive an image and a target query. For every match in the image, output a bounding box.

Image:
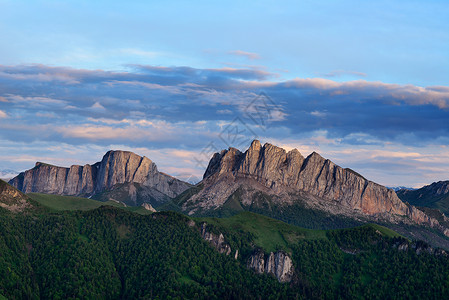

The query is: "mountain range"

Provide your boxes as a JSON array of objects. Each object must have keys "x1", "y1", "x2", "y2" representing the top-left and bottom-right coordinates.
[
  {"x1": 7, "y1": 140, "x2": 449, "y2": 242},
  {"x1": 3, "y1": 140, "x2": 449, "y2": 298}
]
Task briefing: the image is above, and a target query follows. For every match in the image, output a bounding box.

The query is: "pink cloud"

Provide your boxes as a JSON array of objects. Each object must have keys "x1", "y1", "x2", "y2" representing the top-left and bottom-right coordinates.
[{"x1": 228, "y1": 50, "x2": 261, "y2": 60}]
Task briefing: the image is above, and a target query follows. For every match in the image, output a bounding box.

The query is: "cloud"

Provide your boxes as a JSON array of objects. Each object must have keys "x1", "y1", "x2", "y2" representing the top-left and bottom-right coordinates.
[
  {"x1": 320, "y1": 70, "x2": 367, "y2": 78},
  {"x1": 1, "y1": 63, "x2": 449, "y2": 160},
  {"x1": 217, "y1": 109, "x2": 233, "y2": 115},
  {"x1": 90, "y1": 102, "x2": 106, "y2": 111},
  {"x1": 228, "y1": 50, "x2": 261, "y2": 60},
  {"x1": 310, "y1": 111, "x2": 326, "y2": 117},
  {"x1": 0, "y1": 110, "x2": 8, "y2": 118},
  {"x1": 119, "y1": 48, "x2": 160, "y2": 58}
]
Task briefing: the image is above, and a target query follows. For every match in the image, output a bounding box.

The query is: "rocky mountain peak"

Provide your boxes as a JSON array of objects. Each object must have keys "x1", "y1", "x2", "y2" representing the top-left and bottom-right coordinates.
[
  {"x1": 183, "y1": 140, "x2": 444, "y2": 232},
  {"x1": 10, "y1": 150, "x2": 190, "y2": 206},
  {"x1": 248, "y1": 139, "x2": 262, "y2": 151}
]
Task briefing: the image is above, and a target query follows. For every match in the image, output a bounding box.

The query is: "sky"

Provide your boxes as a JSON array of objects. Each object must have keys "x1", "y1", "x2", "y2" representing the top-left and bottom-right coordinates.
[{"x1": 0, "y1": 0, "x2": 448, "y2": 187}]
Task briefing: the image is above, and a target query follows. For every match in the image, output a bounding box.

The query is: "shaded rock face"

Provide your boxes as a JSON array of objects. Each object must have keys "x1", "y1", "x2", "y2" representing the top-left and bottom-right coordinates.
[
  {"x1": 200, "y1": 223, "x2": 232, "y2": 255},
  {"x1": 187, "y1": 140, "x2": 441, "y2": 229},
  {"x1": 9, "y1": 151, "x2": 190, "y2": 205},
  {"x1": 397, "y1": 181, "x2": 449, "y2": 213},
  {"x1": 247, "y1": 250, "x2": 294, "y2": 283},
  {"x1": 412, "y1": 181, "x2": 449, "y2": 196},
  {"x1": 0, "y1": 179, "x2": 32, "y2": 212}
]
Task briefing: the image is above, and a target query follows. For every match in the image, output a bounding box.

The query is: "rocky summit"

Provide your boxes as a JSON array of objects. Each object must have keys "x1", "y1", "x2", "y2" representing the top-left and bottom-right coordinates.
[
  {"x1": 9, "y1": 150, "x2": 191, "y2": 207},
  {"x1": 181, "y1": 140, "x2": 444, "y2": 232}
]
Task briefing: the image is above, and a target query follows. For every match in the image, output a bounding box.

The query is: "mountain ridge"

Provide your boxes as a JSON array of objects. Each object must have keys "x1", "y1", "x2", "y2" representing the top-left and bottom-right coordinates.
[
  {"x1": 181, "y1": 140, "x2": 445, "y2": 234},
  {"x1": 9, "y1": 150, "x2": 191, "y2": 207},
  {"x1": 397, "y1": 180, "x2": 449, "y2": 215}
]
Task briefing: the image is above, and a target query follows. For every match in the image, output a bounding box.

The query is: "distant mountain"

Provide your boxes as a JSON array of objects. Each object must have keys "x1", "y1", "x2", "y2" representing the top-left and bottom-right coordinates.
[
  {"x1": 175, "y1": 140, "x2": 445, "y2": 235},
  {"x1": 9, "y1": 151, "x2": 191, "y2": 207},
  {"x1": 388, "y1": 186, "x2": 416, "y2": 192},
  {"x1": 397, "y1": 181, "x2": 449, "y2": 215},
  {"x1": 0, "y1": 168, "x2": 19, "y2": 180}
]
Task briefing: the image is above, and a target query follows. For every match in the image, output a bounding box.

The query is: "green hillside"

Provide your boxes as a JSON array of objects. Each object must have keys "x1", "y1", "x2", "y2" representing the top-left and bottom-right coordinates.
[
  {"x1": 397, "y1": 183, "x2": 449, "y2": 215},
  {"x1": 28, "y1": 193, "x2": 152, "y2": 215},
  {"x1": 0, "y1": 202, "x2": 449, "y2": 298},
  {"x1": 199, "y1": 212, "x2": 402, "y2": 253},
  {"x1": 198, "y1": 211, "x2": 327, "y2": 252}
]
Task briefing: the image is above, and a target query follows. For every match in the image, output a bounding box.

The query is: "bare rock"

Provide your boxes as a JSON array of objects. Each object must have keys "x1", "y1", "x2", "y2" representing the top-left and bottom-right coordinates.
[
  {"x1": 141, "y1": 203, "x2": 156, "y2": 212},
  {"x1": 247, "y1": 249, "x2": 294, "y2": 283},
  {"x1": 0, "y1": 179, "x2": 32, "y2": 212},
  {"x1": 247, "y1": 250, "x2": 265, "y2": 274},
  {"x1": 200, "y1": 223, "x2": 232, "y2": 255},
  {"x1": 9, "y1": 151, "x2": 190, "y2": 205},
  {"x1": 185, "y1": 140, "x2": 443, "y2": 231}
]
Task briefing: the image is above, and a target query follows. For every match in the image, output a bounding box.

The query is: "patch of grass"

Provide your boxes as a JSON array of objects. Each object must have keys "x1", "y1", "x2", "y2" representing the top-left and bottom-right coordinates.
[
  {"x1": 178, "y1": 275, "x2": 199, "y2": 286},
  {"x1": 197, "y1": 211, "x2": 327, "y2": 252},
  {"x1": 28, "y1": 193, "x2": 115, "y2": 211},
  {"x1": 122, "y1": 206, "x2": 153, "y2": 215},
  {"x1": 366, "y1": 223, "x2": 403, "y2": 238},
  {"x1": 27, "y1": 193, "x2": 152, "y2": 215}
]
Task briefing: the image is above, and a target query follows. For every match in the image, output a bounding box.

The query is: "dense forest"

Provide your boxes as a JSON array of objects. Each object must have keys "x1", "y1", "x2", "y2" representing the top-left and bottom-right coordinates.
[{"x1": 1, "y1": 203, "x2": 449, "y2": 299}]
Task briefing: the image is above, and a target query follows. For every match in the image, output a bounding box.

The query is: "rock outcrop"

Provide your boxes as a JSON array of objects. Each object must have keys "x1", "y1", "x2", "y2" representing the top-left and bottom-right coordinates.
[
  {"x1": 183, "y1": 140, "x2": 442, "y2": 231},
  {"x1": 141, "y1": 203, "x2": 157, "y2": 212},
  {"x1": 199, "y1": 223, "x2": 292, "y2": 282},
  {"x1": 200, "y1": 223, "x2": 232, "y2": 255},
  {"x1": 9, "y1": 151, "x2": 190, "y2": 206},
  {"x1": 247, "y1": 249, "x2": 294, "y2": 283},
  {"x1": 0, "y1": 179, "x2": 32, "y2": 212}
]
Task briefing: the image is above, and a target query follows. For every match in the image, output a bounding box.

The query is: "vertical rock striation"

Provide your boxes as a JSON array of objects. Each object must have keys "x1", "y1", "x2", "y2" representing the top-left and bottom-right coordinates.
[
  {"x1": 188, "y1": 140, "x2": 442, "y2": 230},
  {"x1": 247, "y1": 249, "x2": 294, "y2": 283},
  {"x1": 9, "y1": 150, "x2": 190, "y2": 204}
]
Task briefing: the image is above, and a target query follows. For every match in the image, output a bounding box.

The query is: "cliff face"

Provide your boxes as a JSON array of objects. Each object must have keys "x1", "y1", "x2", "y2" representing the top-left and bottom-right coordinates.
[
  {"x1": 9, "y1": 162, "x2": 99, "y2": 195},
  {"x1": 247, "y1": 249, "x2": 294, "y2": 283},
  {"x1": 200, "y1": 223, "x2": 232, "y2": 255},
  {"x1": 198, "y1": 222, "x2": 292, "y2": 282},
  {"x1": 185, "y1": 140, "x2": 440, "y2": 229},
  {"x1": 9, "y1": 151, "x2": 190, "y2": 205}
]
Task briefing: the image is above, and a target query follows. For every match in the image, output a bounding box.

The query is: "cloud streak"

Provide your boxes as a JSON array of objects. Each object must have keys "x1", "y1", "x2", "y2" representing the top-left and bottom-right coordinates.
[{"x1": 228, "y1": 50, "x2": 261, "y2": 60}]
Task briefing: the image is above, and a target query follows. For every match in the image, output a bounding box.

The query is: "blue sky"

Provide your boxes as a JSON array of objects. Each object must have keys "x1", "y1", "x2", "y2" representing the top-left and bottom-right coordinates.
[{"x1": 0, "y1": 0, "x2": 449, "y2": 187}]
